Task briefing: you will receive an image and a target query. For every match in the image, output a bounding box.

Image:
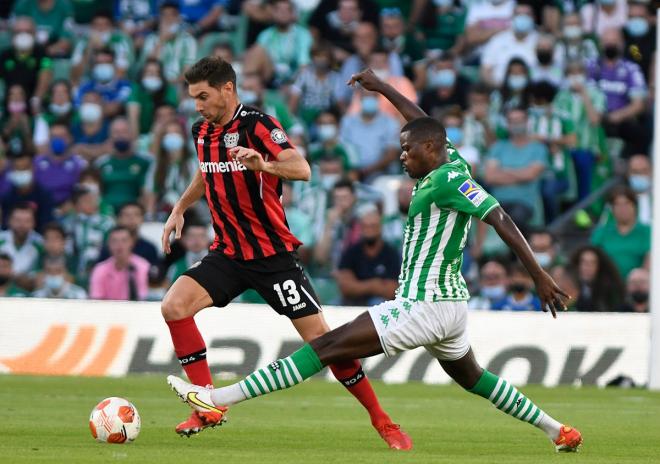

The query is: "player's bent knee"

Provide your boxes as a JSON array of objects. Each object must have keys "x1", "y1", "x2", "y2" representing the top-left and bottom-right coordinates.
[{"x1": 161, "y1": 294, "x2": 193, "y2": 321}]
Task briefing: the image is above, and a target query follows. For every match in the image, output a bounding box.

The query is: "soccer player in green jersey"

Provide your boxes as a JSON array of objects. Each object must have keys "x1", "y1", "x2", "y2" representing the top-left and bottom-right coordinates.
[{"x1": 168, "y1": 70, "x2": 583, "y2": 452}]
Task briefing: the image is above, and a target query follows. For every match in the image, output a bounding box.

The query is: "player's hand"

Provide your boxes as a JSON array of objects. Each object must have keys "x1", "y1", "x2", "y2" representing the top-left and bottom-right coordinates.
[
  {"x1": 347, "y1": 68, "x2": 384, "y2": 91},
  {"x1": 162, "y1": 210, "x2": 185, "y2": 254},
  {"x1": 534, "y1": 271, "x2": 571, "y2": 319},
  {"x1": 229, "y1": 146, "x2": 266, "y2": 171}
]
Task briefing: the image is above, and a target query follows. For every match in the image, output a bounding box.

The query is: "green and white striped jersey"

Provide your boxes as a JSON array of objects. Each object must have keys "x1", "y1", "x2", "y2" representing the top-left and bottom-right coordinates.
[{"x1": 396, "y1": 143, "x2": 499, "y2": 302}]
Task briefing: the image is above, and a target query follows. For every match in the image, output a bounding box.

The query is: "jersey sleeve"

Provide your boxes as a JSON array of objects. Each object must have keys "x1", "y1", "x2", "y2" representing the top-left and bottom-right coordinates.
[
  {"x1": 433, "y1": 169, "x2": 500, "y2": 220},
  {"x1": 253, "y1": 115, "x2": 293, "y2": 159}
]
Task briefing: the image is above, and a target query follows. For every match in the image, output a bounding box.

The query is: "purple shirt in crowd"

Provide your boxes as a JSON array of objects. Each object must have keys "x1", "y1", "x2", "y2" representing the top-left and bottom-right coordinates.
[
  {"x1": 586, "y1": 58, "x2": 647, "y2": 112},
  {"x1": 33, "y1": 154, "x2": 87, "y2": 205}
]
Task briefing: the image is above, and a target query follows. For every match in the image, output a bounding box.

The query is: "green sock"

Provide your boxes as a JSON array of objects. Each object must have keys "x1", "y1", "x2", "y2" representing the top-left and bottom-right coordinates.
[
  {"x1": 469, "y1": 370, "x2": 561, "y2": 439},
  {"x1": 238, "y1": 344, "x2": 324, "y2": 400}
]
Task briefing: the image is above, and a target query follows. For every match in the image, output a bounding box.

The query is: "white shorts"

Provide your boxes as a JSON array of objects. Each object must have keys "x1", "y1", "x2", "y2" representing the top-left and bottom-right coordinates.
[{"x1": 367, "y1": 298, "x2": 469, "y2": 361}]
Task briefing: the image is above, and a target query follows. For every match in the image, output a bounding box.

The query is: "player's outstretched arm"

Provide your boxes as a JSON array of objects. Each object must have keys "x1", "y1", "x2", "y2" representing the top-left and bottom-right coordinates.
[
  {"x1": 347, "y1": 68, "x2": 427, "y2": 122},
  {"x1": 161, "y1": 170, "x2": 205, "y2": 254},
  {"x1": 482, "y1": 206, "x2": 570, "y2": 318},
  {"x1": 230, "y1": 146, "x2": 311, "y2": 181}
]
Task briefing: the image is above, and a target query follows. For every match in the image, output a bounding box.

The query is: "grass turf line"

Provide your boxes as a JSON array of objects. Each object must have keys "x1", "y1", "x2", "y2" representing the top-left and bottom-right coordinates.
[{"x1": 1, "y1": 375, "x2": 659, "y2": 463}]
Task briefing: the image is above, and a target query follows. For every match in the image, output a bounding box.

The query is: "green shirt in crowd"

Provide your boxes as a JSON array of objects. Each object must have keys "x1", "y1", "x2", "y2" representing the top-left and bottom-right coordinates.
[
  {"x1": 591, "y1": 220, "x2": 650, "y2": 280},
  {"x1": 95, "y1": 153, "x2": 151, "y2": 213},
  {"x1": 13, "y1": 0, "x2": 74, "y2": 44}
]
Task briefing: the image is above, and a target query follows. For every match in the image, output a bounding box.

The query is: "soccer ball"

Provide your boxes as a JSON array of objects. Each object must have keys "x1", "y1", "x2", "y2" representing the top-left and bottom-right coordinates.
[{"x1": 89, "y1": 397, "x2": 141, "y2": 444}]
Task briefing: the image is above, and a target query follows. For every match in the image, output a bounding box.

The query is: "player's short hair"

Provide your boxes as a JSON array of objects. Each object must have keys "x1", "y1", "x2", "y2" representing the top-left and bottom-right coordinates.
[
  {"x1": 185, "y1": 56, "x2": 236, "y2": 89},
  {"x1": 401, "y1": 117, "x2": 446, "y2": 146}
]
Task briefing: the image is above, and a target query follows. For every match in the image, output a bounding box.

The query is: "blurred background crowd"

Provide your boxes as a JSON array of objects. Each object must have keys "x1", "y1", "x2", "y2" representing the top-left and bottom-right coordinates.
[{"x1": 0, "y1": 0, "x2": 654, "y2": 312}]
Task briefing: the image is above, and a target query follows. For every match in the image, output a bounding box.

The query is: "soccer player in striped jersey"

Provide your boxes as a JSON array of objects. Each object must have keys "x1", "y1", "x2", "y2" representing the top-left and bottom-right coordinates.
[
  {"x1": 160, "y1": 58, "x2": 411, "y2": 449},
  {"x1": 168, "y1": 69, "x2": 583, "y2": 452}
]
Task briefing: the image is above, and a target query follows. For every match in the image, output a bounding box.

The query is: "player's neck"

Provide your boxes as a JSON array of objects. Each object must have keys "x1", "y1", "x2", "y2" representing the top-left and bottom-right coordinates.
[{"x1": 217, "y1": 99, "x2": 240, "y2": 126}]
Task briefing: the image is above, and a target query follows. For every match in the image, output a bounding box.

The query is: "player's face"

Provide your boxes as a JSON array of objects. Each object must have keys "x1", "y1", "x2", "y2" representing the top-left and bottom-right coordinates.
[
  {"x1": 399, "y1": 131, "x2": 440, "y2": 179},
  {"x1": 189, "y1": 81, "x2": 234, "y2": 124}
]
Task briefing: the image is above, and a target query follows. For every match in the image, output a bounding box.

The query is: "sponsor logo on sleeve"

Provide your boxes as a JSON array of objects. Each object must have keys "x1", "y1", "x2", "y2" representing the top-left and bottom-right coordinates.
[
  {"x1": 458, "y1": 179, "x2": 488, "y2": 207},
  {"x1": 270, "y1": 128, "x2": 288, "y2": 144}
]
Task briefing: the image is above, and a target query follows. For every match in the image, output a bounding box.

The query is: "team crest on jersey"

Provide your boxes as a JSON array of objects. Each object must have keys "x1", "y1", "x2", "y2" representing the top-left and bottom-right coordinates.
[
  {"x1": 223, "y1": 132, "x2": 239, "y2": 148},
  {"x1": 458, "y1": 179, "x2": 488, "y2": 207},
  {"x1": 270, "y1": 128, "x2": 287, "y2": 144}
]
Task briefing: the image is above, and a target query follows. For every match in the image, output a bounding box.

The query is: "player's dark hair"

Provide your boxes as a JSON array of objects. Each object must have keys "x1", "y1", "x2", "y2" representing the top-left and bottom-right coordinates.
[
  {"x1": 185, "y1": 56, "x2": 236, "y2": 89},
  {"x1": 401, "y1": 116, "x2": 447, "y2": 146},
  {"x1": 332, "y1": 178, "x2": 355, "y2": 193},
  {"x1": 42, "y1": 222, "x2": 66, "y2": 239},
  {"x1": 609, "y1": 184, "x2": 638, "y2": 209},
  {"x1": 118, "y1": 202, "x2": 145, "y2": 216}
]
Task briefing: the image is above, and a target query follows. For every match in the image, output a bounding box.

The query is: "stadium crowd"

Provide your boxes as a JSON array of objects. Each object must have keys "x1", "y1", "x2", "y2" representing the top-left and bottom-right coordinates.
[{"x1": 0, "y1": 0, "x2": 654, "y2": 312}]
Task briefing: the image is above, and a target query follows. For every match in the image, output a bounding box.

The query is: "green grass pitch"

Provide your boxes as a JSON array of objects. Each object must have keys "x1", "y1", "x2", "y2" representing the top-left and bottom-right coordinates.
[{"x1": 1, "y1": 375, "x2": 659, "y2": 463}]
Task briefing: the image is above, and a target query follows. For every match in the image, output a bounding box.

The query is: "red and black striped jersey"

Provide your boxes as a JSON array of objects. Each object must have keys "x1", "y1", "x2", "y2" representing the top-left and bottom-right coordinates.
[{"x1": 192, "y1": 104, "x2": 302, "y2": 260}]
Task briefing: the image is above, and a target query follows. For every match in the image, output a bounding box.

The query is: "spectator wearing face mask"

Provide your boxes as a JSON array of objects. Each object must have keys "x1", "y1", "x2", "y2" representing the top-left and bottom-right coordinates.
[
  {"x1": 441, "y1": 107, "x2": 480, "y2": 172},
  {"x1": 531, "y1": 34, "x2": 563, "y2": 87},
  {"x1": 553, "y1": 61, "x2": 608, "y2": 202},
  {"x1": 382, "y1": 177, "x2": 415, "y2": 254},
  {"x1": 0, "y1": 203, "x2": 43, "y2": 291},
  {"x1": 623, "y1": 2, "x2": 655, "y2": 80},
  {"x1": 166, "y1": 222, "x2": 211, "y2": 284},
  {"x1": 41, "y1": 80, "x2": 76, "y2": 127},
  {"x1": 71, "y1": 91, "x2": 110, "y2": 161},
  {"x1": 70, "y1": 10, "x2": 134, "y2": 85},
  {"x1": 239, "y1": 73, "x2": 300, "y2": 133},
  {"x1": 420, "y1": 0, "x2": 466, "y2": 55},
  {"x1": 528, "y1": 229, "x2": 560, "y2": 270},
  {"x1": 33, "y1": 122, "x2": 86, "y2": 206},
  {"x1": 379, "y1": 6, "x2": 425, "y2": 82},
  {"x1": 464, "y1": 0, "x2": 515, "y2": 53},
  {"x1": 308, "y1": 110, "x2": 356, "y2": 174},
  {"x1": 1, "y1": 154, "x2": 54, "y2": 231},
  {"x1": 587, "y1": 28, "x2": 649, "y2": 158},
  {"x1": 626, "y1": 154, "x2": 652, "y2": 225},
  {"x1": 76, "y1": 47, "x2": 132, "y2": 119},
  {"x1": 483, "y1": 107, "x2": 549, "y2": 228},
  {"x1": 488, "y1": 58, "x2": 532, "y2": 136},
  {"x1": 138, "y1": 2, "x2": 197, "y2": 85},
  {"x1": 468, "y1": 259, "x2": 509, "y2": 310},
  {"x1": 94, "y1": 117, "x2": 150, "y2": 214},
  {"x1": 420, "y1": 52, "x2": 470, "y2": 118},
  {"x1": 289, "y1": 43, "x2": 342, "y2": 126},
  {"x1": 0, "y1": 253, "x2": 29, "y2": 297},
  {"x1": 339, "y1": 89, "x2": 400, "y2": 182},
  {"x1": 145, "y1": 120, "x2": 196, "y2": 218},
  {"x1": 279, "y1": 182, "x2": 314, "y2": 263},
  {"x1": 556, "y1": 12, "x2": 600, "y2": 64},
  {"x1": 346, "y1": 48, "x2": 415, "y2": 124},
  {"x1": 127, "y1": 59, "x2": 179, "y2": 137},
  {"x1": 617, "y1": 267, "x2": 650, "y2": 313},
  {"x1": 60, "y1": 182, "x2": 114, "y2": 286},
  {"x1": 481, "y1": 4, "x2": 539, "y2": 87},
  {"x1": 491, "y1": 262, "x2": 542, "y2": 311},
  {"x1": 1, "y1": 84, "x2": 38, "y2": 157},
  {"x1": 32, "y1": 255, "x2": 87, "y2": 299},
  {"x1": 580, "y1": 0, "x2": 628, "y2": 40},
  {"x1": 0, "y1": 16, "x2": 52, "y2": 111},
  {"x1": 335, "y1": 205, "x2": 400, "y2": 306},
  {"x1": 11, "y1": 0, "x2": 74, "y2": 57}
]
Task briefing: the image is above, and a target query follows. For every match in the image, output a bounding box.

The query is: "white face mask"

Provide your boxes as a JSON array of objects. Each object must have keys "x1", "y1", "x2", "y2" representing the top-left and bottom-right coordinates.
[
  {"x1": 80, "y1": 102, "x2": 103, "y2": 123},
  {"x1": 8, "y1": 169, "x2": 33, "y2": 188},
  {"x1": 93, "y1": 63, "x2": 115, "y2": 82},
  {"x1": 162, "y1": 132, "x2": 185, "y2": 152},
  {"x1": 534, "y1": 252, "x2": 553, "y2": 268},
  {"x1": 142, "y1": 76, "x2": 163, "y2": 92},
  {"x1": 13, "y1": 32, "x2": 34, "y2": 52},
  {"x1": 49, "y1": 102, "x2": 72, "y2": 115},
  {"x1": 318, "y1": 124, "x2": 337, "y2": 142},
  {"x1": 44, "y1": 274, "x2": 64, "y2": 290}
]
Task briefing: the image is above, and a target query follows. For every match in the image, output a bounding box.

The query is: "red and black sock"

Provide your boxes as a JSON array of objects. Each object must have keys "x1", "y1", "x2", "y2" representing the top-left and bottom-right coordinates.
[
  {"x1": 329, "y1": 360, "x2": 391, "y2": 428},
  {"x1": 166, "y1": 317, "x2": 213, "y2": 387}
]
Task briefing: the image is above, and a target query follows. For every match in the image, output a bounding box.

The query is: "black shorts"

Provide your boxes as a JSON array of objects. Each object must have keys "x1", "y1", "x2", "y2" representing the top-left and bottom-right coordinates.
[{"x1": 183, "y1": 250, "x2": 322, "y2": 319}]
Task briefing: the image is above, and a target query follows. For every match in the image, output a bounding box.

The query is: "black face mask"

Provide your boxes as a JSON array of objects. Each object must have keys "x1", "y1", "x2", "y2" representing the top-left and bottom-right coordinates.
[
  {"x1": 0, "y1": 275, "x2": 10, "y2": 286},
  {"x1": 604, "y1": 45, "x2": 620, "y2": 60},
  {"x1": 536, "y1": 50, "x2": 553, "y2": 65},
  {"x1": 363, "y1": 237, "x2": 379, "y2": 246},
  {"x1": 509, "y1": 283, "x2": 527, "y2": 294},
  {"x1": 630, "y1": 291, "x2": 648, "y2": 304}
]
